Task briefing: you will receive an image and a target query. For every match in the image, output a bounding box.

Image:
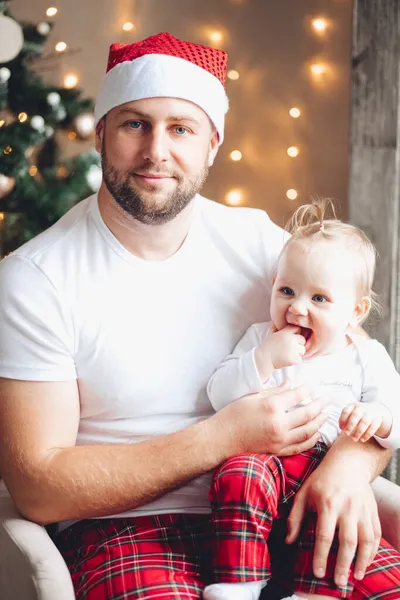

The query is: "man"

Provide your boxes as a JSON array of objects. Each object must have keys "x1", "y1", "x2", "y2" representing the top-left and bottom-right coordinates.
[{"x1": 0, "y1": 33, "x2": 391, "y2": 599}]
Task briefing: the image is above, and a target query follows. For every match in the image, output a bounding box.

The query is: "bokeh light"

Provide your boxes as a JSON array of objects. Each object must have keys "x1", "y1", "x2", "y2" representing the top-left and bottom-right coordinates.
[
  {"x1": 289, "y1": 107, "x2": 301, "y2": 118},
  {"x1": 227, "y1": 70, "x2": 240, "y2": 81},
  {"x1": 122, "y1": 22, "x2": 135, "y2": 31},
  {"x1": 225, "y1": 189, "x2": 244, "y2": 205},
  {"x1": 286, "y1": 189, "x2": 298, "y2": 200},
  {"x1": 287, "y1": 146, "x2": 299, "y2": 158},
  {"x1": 55, "y1": 42, "x2": 67, "y2": 53},
  {"x1": 230, "y1": 150, "x2": 242, "y2": 161},
  {"x1": 64, "y1": 73, "x2": 79, "y2": 88}
]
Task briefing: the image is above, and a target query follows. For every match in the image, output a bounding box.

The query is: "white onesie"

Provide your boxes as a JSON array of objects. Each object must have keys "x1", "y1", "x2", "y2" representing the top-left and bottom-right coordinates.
[{"x1": 207, "y1": 322, "x2": 400, "y2": 449}]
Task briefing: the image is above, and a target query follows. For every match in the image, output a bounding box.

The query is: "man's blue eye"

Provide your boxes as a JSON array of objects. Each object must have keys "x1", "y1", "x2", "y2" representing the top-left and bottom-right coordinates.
[
  {"x1": 128, "y1": 121, "x2": 141, "y2": 129},
  {"x1": 313, "y1": 295, "x2": 326, "y2": 303},
  {"x1": 175, "y1": 126, "x2": 187, "y2": 135}
]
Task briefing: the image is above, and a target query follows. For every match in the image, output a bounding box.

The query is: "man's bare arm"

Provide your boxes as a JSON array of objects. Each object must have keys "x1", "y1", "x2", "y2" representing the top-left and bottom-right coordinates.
[
  {"x1": 0, "y1": 378, "x2": 228, "y2": 525},
  {"x1": 0, "y1": 378, "x2": 326, "y2": 526}
]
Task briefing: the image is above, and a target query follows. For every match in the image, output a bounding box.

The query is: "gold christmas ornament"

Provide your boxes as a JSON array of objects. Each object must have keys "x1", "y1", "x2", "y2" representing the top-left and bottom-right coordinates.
[{"x1": 0, "y1": 174, "x2": 15, "y2": 198}]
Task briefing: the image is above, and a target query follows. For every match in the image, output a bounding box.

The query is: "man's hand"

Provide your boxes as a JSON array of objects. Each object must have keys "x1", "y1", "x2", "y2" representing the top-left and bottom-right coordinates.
[
  {"x1": 255, "y1": 325, "x2": 306, "y2": 381},
  {"x1": 286, "y1": 435, "x2": 383, "y2": 587},
  {"x1": 210, "y1": 381, "x2": 327, "y2": 457},
  {"x1": 339, "y1": 402, "x2": 393, "y2": 442}
]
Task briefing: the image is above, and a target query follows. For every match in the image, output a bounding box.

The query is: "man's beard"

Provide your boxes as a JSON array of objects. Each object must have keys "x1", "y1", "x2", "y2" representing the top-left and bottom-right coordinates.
[{"x1": 101, "y1": 147, "x2": 209, "y2": 226}]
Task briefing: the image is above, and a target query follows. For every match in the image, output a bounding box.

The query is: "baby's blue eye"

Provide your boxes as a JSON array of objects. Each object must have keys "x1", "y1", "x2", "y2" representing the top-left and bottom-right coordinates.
[
  {"x1": 175, "y1": 126, "x2": 187, "y2": 135},
  {"x1": 281, "y1": 287, "x2": 294, "y2": 296},
  {"x1": 313, "y1": 294, "x2": 327, "y2": 303}
]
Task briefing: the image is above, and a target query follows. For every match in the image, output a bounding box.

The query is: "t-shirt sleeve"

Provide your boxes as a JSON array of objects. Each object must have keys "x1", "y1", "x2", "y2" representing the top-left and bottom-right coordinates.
[
  {"x1": 253, "y1": 209, "x2": 290, "y2": 284},
  {"x1": 207, "y1": 322, "x2": 270, "y2": 411},
  {"x1": 360, "y1": 340, "x2": 400, "y2": 449},
  {"x1": 0, "y1": 255, "x2": 76, "y2": 381}
]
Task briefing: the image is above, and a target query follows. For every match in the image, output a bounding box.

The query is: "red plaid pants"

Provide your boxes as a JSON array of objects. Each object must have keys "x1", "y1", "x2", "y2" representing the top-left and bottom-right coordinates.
[
  {"x1": 55, "y1": 445, "x2": 400, "y2": 599},
  {"x1": 209, "y1": 445, "x2": 400, "y2": 598}
]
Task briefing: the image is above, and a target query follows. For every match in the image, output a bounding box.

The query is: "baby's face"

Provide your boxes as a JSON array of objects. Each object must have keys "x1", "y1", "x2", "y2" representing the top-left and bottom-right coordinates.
[{"x1": 270, "y1": 239, "x2": 359, "y2": 359}]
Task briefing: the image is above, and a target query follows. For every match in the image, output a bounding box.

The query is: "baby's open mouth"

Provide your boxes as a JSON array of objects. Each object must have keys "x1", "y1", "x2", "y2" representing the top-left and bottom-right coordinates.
[{"x1": 300, "y1": 327, "x2": 313, "y2": 341}]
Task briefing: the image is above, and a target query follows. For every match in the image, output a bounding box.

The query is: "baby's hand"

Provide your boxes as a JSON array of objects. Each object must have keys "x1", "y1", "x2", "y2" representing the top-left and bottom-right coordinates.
[
  {"x1": 339, "y1": 402, "x2": 393, "y2": 442},
  {"x1": 255, "y1": 324, "x2": 306, "y2": 381}
]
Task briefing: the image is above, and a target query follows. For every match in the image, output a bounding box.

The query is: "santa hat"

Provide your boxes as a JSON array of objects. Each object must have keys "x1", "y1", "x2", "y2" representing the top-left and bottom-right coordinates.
[{"x1": 94, "y1": 32, "x2": 229, "y2": 144}]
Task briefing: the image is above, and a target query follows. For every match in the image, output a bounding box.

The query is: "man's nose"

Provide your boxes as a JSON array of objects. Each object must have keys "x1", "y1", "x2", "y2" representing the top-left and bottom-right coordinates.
[{"x1": 141, "y1": 127, "x2": 169, "y2": 163}]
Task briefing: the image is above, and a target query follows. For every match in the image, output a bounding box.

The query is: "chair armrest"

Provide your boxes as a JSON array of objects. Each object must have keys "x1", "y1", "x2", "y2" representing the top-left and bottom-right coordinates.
[
  {"x1": 372, "y1": 475, "x2": 400, "y2": 551},
  {"x1": 0, "y1": 481, "x2": 75, "y2": 600}
]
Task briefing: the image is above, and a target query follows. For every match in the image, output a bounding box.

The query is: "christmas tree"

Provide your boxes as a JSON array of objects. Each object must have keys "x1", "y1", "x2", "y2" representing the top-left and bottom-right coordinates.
[{"x1": 0, "y1": 1, "x2": 101, "y2": 255}]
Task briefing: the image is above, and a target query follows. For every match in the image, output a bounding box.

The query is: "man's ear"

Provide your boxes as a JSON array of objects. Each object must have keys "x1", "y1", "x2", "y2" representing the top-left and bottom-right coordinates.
[
  {"x1": 350, "y1": 296, "x2": 371, "y2": 328},
  {"x1": 95, "y1": 117, "x2": 106, "y2": 153},
  {"x1": 207, "y1": 130, "x2": 220, "y2": 167}
]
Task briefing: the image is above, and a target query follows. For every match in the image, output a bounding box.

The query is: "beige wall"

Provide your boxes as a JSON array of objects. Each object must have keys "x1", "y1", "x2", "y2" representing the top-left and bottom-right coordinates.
[{"x1": 12, "y1": 0, "x2": 352, "y2": 228}]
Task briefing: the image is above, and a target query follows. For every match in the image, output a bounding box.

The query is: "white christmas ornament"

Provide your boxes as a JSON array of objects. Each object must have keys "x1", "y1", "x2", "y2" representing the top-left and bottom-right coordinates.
[
  {"x1": 37, "y1": 22, "x2": 51, "y2": 36},
  {"x1": 87, "y1": 165, "x2": 102, "y2": 191},
  {"x1": 0, "y1": 15, "x2": 24, "y2": 63},
  {"x1": 47, "y1": 92, "x2": 61, "y2": 106},
  {"x1": 75, "y1": 113, "x2": 95, "y2": 138},
  {"x1": 30, "y1": 115, "x2": 45, "y2": 131},
  {"x1": 55, "y1": 106, "x2": 67, "y2": 121},
  {"x1": 0, "y1": 67, "x2": 11, "y2": 84},
  {"x1": 0, "y1": 173, "x2": 15, "y2": 198}
]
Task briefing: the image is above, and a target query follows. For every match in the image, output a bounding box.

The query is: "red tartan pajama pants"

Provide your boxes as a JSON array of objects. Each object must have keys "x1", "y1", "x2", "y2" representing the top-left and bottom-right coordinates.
[
  {"x1": 55, "y1": 445, "x2": 400, "y2": 599},
  {"x1": 209, "y1": 444, "x2": 400, "y2": 598}
]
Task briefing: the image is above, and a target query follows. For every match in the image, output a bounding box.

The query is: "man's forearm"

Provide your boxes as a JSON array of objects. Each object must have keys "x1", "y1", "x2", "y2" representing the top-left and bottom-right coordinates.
[
  {"x1": 18, "y1": 419, "x2": 226, "y2": 526},
  {"x1": 322, "y1": 433, "x2": 391, "y2": 481}
]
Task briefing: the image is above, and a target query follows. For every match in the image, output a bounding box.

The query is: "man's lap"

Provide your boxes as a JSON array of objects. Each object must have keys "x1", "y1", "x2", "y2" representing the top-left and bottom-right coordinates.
[{"x1": 55, "y1": 514, "x2": 214, "y2": 600}]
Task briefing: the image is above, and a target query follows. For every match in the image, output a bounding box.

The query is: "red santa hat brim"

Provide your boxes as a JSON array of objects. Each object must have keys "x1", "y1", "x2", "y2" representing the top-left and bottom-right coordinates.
[{"x1": 94, "y1": 53, "x2": 229, "y2": 143}]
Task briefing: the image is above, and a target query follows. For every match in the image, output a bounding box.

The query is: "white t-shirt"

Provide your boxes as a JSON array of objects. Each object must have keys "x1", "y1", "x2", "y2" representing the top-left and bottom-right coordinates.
[
  {"x1": 207, "y1": 321, "x2": 400, "y2": 449},
  {"x1": 0, "y1": 194, "x2": 287, "y2": 518}
]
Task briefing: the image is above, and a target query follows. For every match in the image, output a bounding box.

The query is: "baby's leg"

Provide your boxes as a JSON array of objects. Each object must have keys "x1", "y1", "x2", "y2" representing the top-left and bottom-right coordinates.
[
  {"x1": 295, "y1": 594, "x2": 335, "y2": 599},
  {"x1": 283, "y1": 595, "x2": 332, "y2": 600},
  {"x1": 204, "y1": 453, "x2": 284, "y2": 600}
]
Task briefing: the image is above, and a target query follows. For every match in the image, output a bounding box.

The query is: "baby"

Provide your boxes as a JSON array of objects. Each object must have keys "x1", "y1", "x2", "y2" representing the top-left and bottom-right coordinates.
[{"x1": 203, "y1": 199, "x2": 400, "y2": 600}]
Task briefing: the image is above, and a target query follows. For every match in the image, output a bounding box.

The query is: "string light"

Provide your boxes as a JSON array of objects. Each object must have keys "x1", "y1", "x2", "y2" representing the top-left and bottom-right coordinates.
[
  {"x1": 227, "y1": 70, "x2": 240, "y2": 81},
  {"x1": 18, "y1": 112, "x2": 28, "y2": 123},
  {"x1": 55, "y1": 42, "x2": 67, "y2": 53},
  {"x1": 286, "y1": 189, "x2": 298, "y2": 200},
  {"x1": 0, "y1": 213, "x2": 4, "y2": 222},
  {"x1": 225, "y1": 189, "x2": 244, "y2": 206},
  {"x1": 208, "y1": 30, "x2": 223, "y2": 44},
  {"x1": 64, "y1": 73, "x2": 79, "y2": 88},
  {"x1": 57, "y1": 166, "x2": 69, "y2": 178},
  {"x1": 3, "y1": 146, "x2": 12, "y2": 155},
  {"x1": 312, "y1": 18, "x2": 328, "y2": 33},
  {"x1": 289, "y1": 107, "x2": 301, "y2": 118},
  {"x1": 310, "y1": 63, "x2": 328, "y2": 77},
  {"x1": 0, "y1": 120, "x2": 5, "y2": 128},
  {"x1": 122, "y1": 22, "x2": 135, "y2": 31},
  {"x1": 287, "y1": 146, "x2": 299, "y2": 158},
  {"x1": 230, "y1": 150, "x2": 242, "y2": 161},
  {"x1": 68, "y1": 131, "x2": 77, "y2": 141},
  {"x1": 46, "y1": 7, "x2": 58, "y2": 17},
  {"x1": 29, "y1": 165, "x2": 38, "y2": 176}
]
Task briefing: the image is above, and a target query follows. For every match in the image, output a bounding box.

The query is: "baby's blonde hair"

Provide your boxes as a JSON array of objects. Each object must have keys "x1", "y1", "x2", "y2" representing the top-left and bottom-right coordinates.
[{"x1": 282, "y1": 197, "x2": 379, "y2": 321}]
